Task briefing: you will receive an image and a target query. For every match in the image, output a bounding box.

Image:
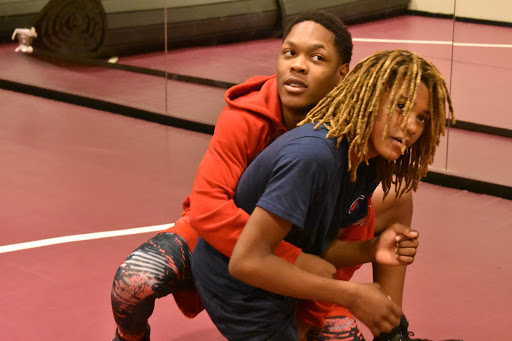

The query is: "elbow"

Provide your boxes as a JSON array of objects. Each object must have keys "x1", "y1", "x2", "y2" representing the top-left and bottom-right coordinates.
[
  {"x1": 228, "y1": 254, "x2": 254, "y2": 283},
  {"x1": 188, "y1": 203, "x2": 210, "y2": 234},
  {"x1": 228, "y1": 255, "x2": 245, "y2": 280}
]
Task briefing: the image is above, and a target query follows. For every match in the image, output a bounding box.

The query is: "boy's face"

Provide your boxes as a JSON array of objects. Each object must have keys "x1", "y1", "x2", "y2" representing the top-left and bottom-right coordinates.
[
  {"x1": 277, "y1": 21, "x2": 347, "y2": 124},
  {"x1": 367, "y1": 82, "x2": 430, "y2": 161}
]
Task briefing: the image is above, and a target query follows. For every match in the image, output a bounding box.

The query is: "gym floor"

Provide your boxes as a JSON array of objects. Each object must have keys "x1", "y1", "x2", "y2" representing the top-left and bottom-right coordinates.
[{"x1": 1, "y1": 15, "x2": 511, "y2": 340}]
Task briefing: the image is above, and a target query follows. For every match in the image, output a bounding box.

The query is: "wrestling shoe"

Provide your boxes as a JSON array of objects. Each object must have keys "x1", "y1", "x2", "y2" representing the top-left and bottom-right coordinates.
[
  {"x1": 373, "y1": 316, "x2": 463, "y2": 341},
  {"x1": 112, "y1": 325, "x2": 150, "y2": 341},
  {"x1": 373, "y1": 315, "x2": 430, "y2": 341}
]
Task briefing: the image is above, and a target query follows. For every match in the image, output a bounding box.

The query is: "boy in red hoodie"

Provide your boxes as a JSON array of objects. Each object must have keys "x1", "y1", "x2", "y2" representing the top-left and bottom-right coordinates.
[{"x1": 112, "y1": 10, "x2": 417, "y2": 341}]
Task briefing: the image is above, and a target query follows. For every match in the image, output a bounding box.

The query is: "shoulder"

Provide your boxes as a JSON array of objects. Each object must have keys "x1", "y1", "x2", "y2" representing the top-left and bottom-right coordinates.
[
  {"x1": 271, "y1": 129, "x2": 340, "y2": 177},
  {"x1": 280, "y1": 124, "x2": 341, "y2": 163},
  {"x1": 213, "y1": 106, "x2": 269, "y2": 143}
]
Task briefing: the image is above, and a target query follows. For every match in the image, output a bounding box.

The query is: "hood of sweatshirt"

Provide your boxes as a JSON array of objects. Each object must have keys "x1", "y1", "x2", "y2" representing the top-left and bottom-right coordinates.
[{"x1": 224, "y1": 74, "x2": 286, "y2": 131}]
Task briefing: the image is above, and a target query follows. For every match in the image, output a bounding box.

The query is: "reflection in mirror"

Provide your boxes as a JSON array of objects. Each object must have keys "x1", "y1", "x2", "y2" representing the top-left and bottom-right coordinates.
[
  {"x1": 448, "y1": 0, "x2": 512, "y2": 187},
  {"x1": 161, "y1": 1, "x2": 457, "y2": 133},
  {"x1": 162, "y1": 0, "x2": 284, "y2": 126},
  {"x1": 0, "y1": 0, "x2": 168, "y2": 114}
]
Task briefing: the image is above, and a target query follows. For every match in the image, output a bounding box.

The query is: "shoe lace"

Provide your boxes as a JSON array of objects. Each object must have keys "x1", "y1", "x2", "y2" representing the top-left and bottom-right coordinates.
[{"x1": 406, "y1": 330, "x2": 433, "y2": 341}]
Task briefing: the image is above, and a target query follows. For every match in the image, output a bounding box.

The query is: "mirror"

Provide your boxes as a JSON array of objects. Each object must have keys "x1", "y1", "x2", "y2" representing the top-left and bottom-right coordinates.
[
  {"x1": 447, "y1": 0, "x2": 512, "y2": 187},
  {"x1": 161, "y1": 0, "x2": 457, "y2": 136},
  {"x1": 162, "y1": 0, "x2": 282, "y2": 127},
  {"x1": 1, "y1": 0, "x2": 169, "y2": 115},
  {"x1": 4, "y1": 1, "x2": 508, "y2": 189}
]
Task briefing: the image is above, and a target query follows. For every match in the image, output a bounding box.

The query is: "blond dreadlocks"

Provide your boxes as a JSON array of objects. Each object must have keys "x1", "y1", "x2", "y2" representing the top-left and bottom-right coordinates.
[{"x1": 298, "y1": 49, "x2": 455, "y2": 198}]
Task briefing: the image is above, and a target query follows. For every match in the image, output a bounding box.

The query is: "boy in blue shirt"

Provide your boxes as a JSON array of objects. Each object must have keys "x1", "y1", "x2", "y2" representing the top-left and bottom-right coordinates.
[{"x1": 192, "y1": 49, "x2": 454, "y2": 340}]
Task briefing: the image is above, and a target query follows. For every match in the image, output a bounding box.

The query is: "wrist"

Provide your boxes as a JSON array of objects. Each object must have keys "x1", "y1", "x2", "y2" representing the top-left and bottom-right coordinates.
[
  {"x1": 334, "y1": 280, "x2": 360, "y2": 308},
  {"x1": 366, "y1": 237, "x2": 378, "y2": 263}
]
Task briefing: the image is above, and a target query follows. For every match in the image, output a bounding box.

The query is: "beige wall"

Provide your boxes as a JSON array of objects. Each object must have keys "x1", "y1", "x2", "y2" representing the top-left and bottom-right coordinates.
[{"x1": 409, "y1": 0, "x2": 512, "y2": 23}]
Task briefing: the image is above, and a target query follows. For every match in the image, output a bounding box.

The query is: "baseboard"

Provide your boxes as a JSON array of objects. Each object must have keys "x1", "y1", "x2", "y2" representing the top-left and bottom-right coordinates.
[
  {"x1": 0, "y1": 79, "x2": 215, "y2": 135},
  {"x1": 2, "y1": 78, "x2": 510, "y2": 200},
  {"x1": 422, "y1": 171, "x2": 511, "y2": 200}
]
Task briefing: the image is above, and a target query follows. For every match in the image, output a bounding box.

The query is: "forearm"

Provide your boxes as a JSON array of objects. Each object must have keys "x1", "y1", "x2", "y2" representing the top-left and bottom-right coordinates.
[
  {"x1": 322, "y1": 238, "x2": 377, "y2": 269},
  {"x1": 373, "y1": 263, "x2": 406, "y2": 308},
  {"x1": 229, "y1": 207, "x2": 358, "y2": 307},
  {"x1": 230, "y1": 250, "x2": 359, "y2": 307},
  {"x1": 372, "y1": 187, "x2": 413, "y2": 308}
]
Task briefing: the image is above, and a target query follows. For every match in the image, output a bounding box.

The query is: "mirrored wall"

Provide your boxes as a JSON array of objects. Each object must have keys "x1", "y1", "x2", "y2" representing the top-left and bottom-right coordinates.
[
  {"x1": 159, "y1": 0, "x2": 511, "y2": 190},
  {"x1": 447, "y1": 0, "x2": 512, "y2": 187},
  {"x1": 1, "y1": 0, "x2": 169, "y2": 114},
  {"x1": 1, "y1": 0, "x2": 510, "y2": 191}
]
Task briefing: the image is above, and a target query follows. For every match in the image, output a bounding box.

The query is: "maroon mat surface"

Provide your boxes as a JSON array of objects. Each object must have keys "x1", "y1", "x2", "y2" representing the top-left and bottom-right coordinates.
[{"x1": 1, "y1": 14, "x2": 511, "y2": 341}]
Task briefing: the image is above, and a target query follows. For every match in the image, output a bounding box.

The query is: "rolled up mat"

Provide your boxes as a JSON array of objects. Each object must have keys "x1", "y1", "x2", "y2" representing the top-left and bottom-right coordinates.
[
  {"x1": 30, "y1": 0, "x2": 280, "y2": 59},
  {"x1": 32, "y1": 0, "x2": 106, "y2": 58}
]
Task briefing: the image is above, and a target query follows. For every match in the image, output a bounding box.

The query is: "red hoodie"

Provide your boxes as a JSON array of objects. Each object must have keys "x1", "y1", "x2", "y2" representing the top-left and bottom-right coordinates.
[
  {"x1": 165, "y1": 74, "x2": 302, "y2": 263},
  {"x1": 165, "y1": 75, "x2": 303, "y2": 319}
]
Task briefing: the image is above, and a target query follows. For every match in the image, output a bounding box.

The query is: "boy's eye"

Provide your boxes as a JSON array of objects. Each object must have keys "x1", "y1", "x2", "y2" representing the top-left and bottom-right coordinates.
[
  {"x1": 284, "y1": 50, "x2": 296, "y2": 57},
  {"x1": 312, "y1": 55, "x2": 324, "y2": 61},
  {"x1": 417, "y1": 115, "x2": 429, "y2": 123}
]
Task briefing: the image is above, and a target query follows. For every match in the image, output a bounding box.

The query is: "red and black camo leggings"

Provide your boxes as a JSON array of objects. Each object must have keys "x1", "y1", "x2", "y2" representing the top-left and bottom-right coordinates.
[
  {"x1": 111, "y1": 232, "x2": 365, "y2": 341},
  {"x1": 111, "y1": 232, "x2": 193, "y2": 340}
]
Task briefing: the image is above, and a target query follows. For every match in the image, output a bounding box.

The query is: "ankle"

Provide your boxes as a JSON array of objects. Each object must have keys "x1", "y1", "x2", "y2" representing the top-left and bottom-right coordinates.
[{"x1": 114, "y1": 325, "x2": 150, "y2": 341}]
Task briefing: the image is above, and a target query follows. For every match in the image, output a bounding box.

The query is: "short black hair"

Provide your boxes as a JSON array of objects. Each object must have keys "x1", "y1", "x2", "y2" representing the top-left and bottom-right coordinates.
[{"x1": 282, "y1": 10, "x2": 353, "y2": 65}]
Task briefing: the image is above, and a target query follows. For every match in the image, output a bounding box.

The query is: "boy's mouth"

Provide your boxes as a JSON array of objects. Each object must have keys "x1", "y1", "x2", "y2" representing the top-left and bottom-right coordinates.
[
  {"x1": 284, "y1": 77, "x2": 307, "y2": 89},
  {"x1": 287, "y1": 82, "x2": 305, "y2": 88},
  {"x1": 391, "y1": 137, "x2": 411, "y2": 154}
]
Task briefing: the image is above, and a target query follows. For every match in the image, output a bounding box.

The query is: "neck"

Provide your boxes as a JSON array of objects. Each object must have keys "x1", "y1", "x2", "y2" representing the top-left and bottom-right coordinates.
[
  {"x1": 282, "y1": 108, "x2": 309, "y2": 131},
  {"x1": 350, "y1": 148, "x2": 375, "y2": 167}
]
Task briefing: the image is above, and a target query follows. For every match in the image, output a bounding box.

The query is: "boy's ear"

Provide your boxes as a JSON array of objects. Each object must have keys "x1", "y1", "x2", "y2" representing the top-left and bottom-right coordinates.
[{"x1": 337, "y1": 63, "x2": 350, "y2": 84}]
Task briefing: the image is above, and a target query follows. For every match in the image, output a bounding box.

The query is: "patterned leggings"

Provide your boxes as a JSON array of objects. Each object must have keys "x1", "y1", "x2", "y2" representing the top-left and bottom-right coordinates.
[
  {"x1": 111, "y1": 233, "x2": 365, "y2": 341},
  {"x1": 111, "y1": 232, "x2": 193, "y2": 340},
  {"x1": 307, "y1": 316, "x2": 365, "y2": 341}
]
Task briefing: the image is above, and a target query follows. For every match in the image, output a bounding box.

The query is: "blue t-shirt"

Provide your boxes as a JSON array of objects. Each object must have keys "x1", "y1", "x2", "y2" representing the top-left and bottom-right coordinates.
[{"x1": 191, "y1": 123, "x2": 379, "y2": 335}]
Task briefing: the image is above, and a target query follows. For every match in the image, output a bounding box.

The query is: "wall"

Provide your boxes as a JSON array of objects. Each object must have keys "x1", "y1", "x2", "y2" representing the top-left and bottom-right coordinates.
[
  {"x1": 408, "y1": 0, "x2": 454, "y2": 15},
  {"x1": 409, "y1": 0, "x2": 512, "y2": 23}
]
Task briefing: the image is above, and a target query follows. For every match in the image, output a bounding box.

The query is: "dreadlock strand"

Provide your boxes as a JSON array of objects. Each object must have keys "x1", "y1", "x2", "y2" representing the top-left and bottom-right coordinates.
[
  {"x1": 299, "y1": 50, "x2": 454, "y2": 197},
  {"x1": 371, "y1": 50, "x2": 405, "y2": 108},
  {"x1": 351, "y1": 56, "x2": 395, "y2": 157},
  {"x1": 400, "y1": 55, "x2": 423, "y2": 153},
  {"x1": 383, "y1": 65, "x2": 408, "y2": 140}
]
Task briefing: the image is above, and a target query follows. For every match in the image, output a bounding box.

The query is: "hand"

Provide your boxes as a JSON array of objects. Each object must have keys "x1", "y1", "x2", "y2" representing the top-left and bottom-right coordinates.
[
  {"x1": 374, "y1": 223, "x2": 419, "y2": 266},
  {"x1": 348, "y1": 283, "x2": 403, "y2": 336},
  {"x1": 295, "y1": 252, "x2": 336, "y2": 279}
]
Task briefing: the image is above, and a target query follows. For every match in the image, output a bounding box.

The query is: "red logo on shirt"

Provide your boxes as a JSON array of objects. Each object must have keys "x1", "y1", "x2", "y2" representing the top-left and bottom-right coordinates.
[{"x1": 348, "y1": 195, "x2": 365, "y2": 214}]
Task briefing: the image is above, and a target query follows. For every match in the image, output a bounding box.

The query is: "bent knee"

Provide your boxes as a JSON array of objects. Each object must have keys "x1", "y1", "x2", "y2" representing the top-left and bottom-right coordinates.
[{"x1": 112, "y1": 263, "x2": 157, "y2": 302}]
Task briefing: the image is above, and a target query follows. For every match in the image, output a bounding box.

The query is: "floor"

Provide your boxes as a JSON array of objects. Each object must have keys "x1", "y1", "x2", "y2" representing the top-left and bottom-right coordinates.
[{"x1": 1, "y1": 15, "x2": 511, "y2": 340}]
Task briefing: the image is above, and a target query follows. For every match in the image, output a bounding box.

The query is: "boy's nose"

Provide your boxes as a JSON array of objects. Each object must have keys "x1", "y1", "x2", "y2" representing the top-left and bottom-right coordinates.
[
  {"x1": 291, "y1": 57, "x2": 308, "y2": 74},
  {"x1": 406, "y1": 114, "x2": 419, "y2": 136}
]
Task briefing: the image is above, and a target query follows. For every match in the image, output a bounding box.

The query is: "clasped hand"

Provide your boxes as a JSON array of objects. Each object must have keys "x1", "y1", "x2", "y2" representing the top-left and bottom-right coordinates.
[{"x1": 374, "y1": 223, "x2": 419, "y2": 266}]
